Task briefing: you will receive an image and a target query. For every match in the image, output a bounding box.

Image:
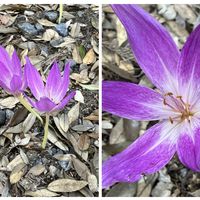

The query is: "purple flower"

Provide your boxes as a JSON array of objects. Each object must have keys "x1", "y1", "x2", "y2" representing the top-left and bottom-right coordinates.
[
  {"x1": 0, "y1": 46, "x2": 26, "y2": 95},
  {"x1": 102, "y1": 4, "x2": 200, "y2": 188},
  {"x1": 25, "y1": 58, "x2": 75, "y2": 114}
]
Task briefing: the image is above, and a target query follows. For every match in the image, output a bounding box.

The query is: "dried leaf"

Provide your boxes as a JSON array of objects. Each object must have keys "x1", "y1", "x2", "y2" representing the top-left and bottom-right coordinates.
[
  {"x1": 48, "y1": 179, "x2": 88, "y2": 192},
  {"x1": 19, "y1": 148, "x2": 29, "y2": 164},
  {"x1": 87, "y1": 174, "x2": 98, "y2": 193},
  {"x1": 42, "y1": 29, "x2": 59, "y2": 41},
  {"x1": 74, "y1": 90, "x2": 84, "y2": 103},
  {"x1": 59, "y1": 113, "x2": 69, "y2": 132},
  {"x1": 72, "y1": 45, "x2": 82, "y2": 64},
  {"x1": 37, "y1": 19, "x2": 55, "y2": 27},
  {"x1": 79, "y1": 83, "x2": 99, "y2": 91},
  {"x1": 72, "y1": 157, "x2": 90, "y2": 180},
  {"x1": 22, "y1": 113, "x2": 36, "y2": 133},
  {"x1": 78, "y1": 135, "x2": 90, "y2": 151},
  {"x1": 68, "y1": 103, "x2": 80, "y2": 125},
  {"x1": 7, "y1": 155, "x2": 25, "y2": 171},
  {"x1": 48, "y1": 128, "x2": 69, "y2": 151},
  {"x1": 28, "y1": 164, "x2": 45, "y2": 176},
  {"x1": 70, "y1": 22, "x2": 81, "y2": 38},
  {"x1": 10, "y1": 163, "x2": 27, "y2": 184},
  {"x1": 25, "y1": 189, "x2": 59, "y2": 197},
  {"x1": 0, "y1": 97, "x2": 19, "y2": 109},
  {"x1": 83, "y1": 49, "x2": 96, "y2": 65},
  {"x1": 9, "y1": 106, "x2": 28, "y2": 127}
]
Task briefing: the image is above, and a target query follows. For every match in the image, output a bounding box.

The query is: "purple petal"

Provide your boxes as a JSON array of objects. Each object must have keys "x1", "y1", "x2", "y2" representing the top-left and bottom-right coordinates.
[
  {"x1": 102, "y1": 81, "x2": 164, "y2": 121},
  {"x1": 0, "y1": 61, "x2": 11, "y2": 85},
  {"x1": 12, "y1": 50, "x2": 22, "y2": 76},
  {"x1": 52, "y1": 91, "x2": 76, "y2": 112},
  {"x1": 177, "y1": 128, "x2": 200, "y2": 171},
  {"x1": 111, "y1": 4, "x2": 180, "y2": 91},
  {"x1": 10, "y1": 75, "x2": 22, "y2": 94},
  {"x1": 25, "y1": 57, "x2": 44, "y2": 100},
  {"x1": 54, "y1": 62, "x2": 70, "y2": 102},
  {"x1": 45, "y1": 62, "x2": 62, "y2": 100},
  {"x1": 177, "y1": 25, "x2": 200, "y2": 85},
  {"x1": 0, "y1": 46, "x2": 13, "y2": 72},
  {"x1": 34, "y1": 97, "x2": 56, "y2": 112},
  {"x1": 102, "y1": 122, "x2": 176, "y2": 188}
]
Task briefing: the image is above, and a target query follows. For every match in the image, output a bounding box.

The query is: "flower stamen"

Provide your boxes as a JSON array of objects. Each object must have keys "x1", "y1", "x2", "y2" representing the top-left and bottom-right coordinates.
[{"x1": 163, "y1": 92, "x2": 193, "y2": 123}]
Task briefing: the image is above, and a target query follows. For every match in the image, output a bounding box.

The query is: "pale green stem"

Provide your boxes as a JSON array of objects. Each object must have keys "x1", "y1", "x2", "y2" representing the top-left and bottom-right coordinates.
[
  {"x1": 58, "y1": 2, "x2": 63, "y2": 24},
  {"x1": 42, "y1": 114, "x2": 50, "y2": 149},
  {"x1": 17, "y1": 94, "x2": 43, "y2": 124}
]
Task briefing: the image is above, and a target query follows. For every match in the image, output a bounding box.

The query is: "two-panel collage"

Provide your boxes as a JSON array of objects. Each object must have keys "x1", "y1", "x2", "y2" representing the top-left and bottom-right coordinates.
[{"x1": 0, "y1": 2, "x2": 200, "y2": 198}]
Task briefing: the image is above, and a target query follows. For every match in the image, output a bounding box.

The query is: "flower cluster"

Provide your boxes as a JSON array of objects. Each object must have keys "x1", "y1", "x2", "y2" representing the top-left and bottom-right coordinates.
[
  {"x1": 0, "y1": 47, "x2": 75, "y2": 148},
  {"x1": 102, "y1": 4, "x2": 200, "y2": 188}
]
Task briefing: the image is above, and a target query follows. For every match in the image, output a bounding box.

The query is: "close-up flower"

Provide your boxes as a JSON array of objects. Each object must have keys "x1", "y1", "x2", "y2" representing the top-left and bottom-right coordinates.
[{"x1": 102, "y1": 4, "x2": 200, "y2": 189}]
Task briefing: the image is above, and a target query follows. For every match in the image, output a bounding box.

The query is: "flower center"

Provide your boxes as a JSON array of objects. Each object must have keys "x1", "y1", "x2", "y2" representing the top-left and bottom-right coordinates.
[{"x1": 163, "y1": 92, "x2": 193, "y2": 124}]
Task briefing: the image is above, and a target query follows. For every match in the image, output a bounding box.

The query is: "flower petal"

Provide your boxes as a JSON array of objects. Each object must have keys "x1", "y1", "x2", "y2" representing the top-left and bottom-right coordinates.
[
  {"x1": 10, "y1": 75, "x2": 22, "y2": 94},
  {"x1": 52, "y1": 91, "x2": 76, "y2": 112},
  {"x1": 34, "y1": 97, "x2": 56, "y2": 112},
  {"x1": 0, "y1": 61, "x2": 11, "y2": 85},
  {"x1": 25, "y1": 57, "x2": 44, "y2": 100},
  {"x1": 54, "y1": 62, "x2": 70, "y2": 102},
  {"x1": 177, "y1": 25, "x2": 200, "y2": 98},
  {"x1": 111, "y1": 4, "x2": 180, "y2": 91},
  {"x1": 45, "y1": 62, "x2": 61, "y2": 100},
  {"x1": 12, "y1": 50, "x2": 22, "y2": 76},
  {"x1": 102, "y1": 122, "x2": 176, "y2": 188},
  {"x1": 0, "y1": 46, "x2": 13, "y2": 72},
  {"x1": 102, "y1": 81, "x2": 164, "y2": 121},
  {"x1": 177, "y1": 128, "x2": 200, "y2": 171}
]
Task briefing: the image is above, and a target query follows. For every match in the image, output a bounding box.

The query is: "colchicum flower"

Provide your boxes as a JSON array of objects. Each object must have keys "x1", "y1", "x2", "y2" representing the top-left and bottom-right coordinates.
[
  {"x1": 102, "y1": 4, "x2": 200, "y2": 188},
  {"x1": 0, "y1": 46, "x2": 26, "y2": 95},
  {"x1": 25, "y1": 58, "x2": 75, "y2": 148},
  {"x1": 0, "y1": 46, "x2": 42, "y2": 123}
]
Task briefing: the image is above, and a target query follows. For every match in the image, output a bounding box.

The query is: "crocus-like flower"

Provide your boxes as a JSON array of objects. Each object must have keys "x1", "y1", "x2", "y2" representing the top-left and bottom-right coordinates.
[
  {"x1": 0, "y1": 46, "x2": 42, "y2": 123},
  {"x1": 0, "y1": 46, "x2": 26, "y2": 95},
  {"x1": 25, "y1": 58, "x2": 75, "y2": 148},
  {"x1": 102, "y1": 4, "x2": 200, "y2": 188}
]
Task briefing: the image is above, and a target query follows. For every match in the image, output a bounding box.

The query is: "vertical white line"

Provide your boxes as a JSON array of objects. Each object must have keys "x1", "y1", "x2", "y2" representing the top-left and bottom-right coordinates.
[{"x1": 98, "y1": 1, "x2": 102, "y2": 198}]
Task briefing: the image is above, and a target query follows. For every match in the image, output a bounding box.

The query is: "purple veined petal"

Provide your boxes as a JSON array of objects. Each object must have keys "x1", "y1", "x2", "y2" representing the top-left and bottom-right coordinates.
[
  {"x1": 54, "y1": 62, "x2": 70, "y2": 103},
  {"x1": 0, "y1": 61, "x2": 12, "y2": 85},
  {"x1": 34, "y1": 97, "x2": 56, "y2": 112},
  {"x1": 102, "y1": 81, "x2": 165, "y2": 121},
  {"x1": 52, "y1": 91, "x2": 76, "y2": 113},
  {"x1": 45, "y1": 62, "x2": 62, "y2": 100},
  {"x1": 177, "y1": 128, "x2": 200, "y2": 171},
  {"x1": 10, "y1": 75, "x2": 23, "y2": 94},
  {"x1": 12, "y1": 50, "x2": 22, "y2": 76},
  {"x1": 102, "y1": 122, "x2": 176, "y2": 188},
  {"x1": 0, "y1": 46, "x2": 13, "y2": 72},
  {"x1": 111, "y1": 4, "x2": 180, "y2": 91},
  {"x1": 177, "y1": 25, "x2": 200, "y2": 93},
  {"x1": 24, "y1": 57, "x2": 44, "y2": 100}
]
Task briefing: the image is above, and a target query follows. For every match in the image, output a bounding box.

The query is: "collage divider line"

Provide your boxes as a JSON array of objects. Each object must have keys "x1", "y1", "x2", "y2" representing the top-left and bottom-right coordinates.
[{"x1": 98, "y1": 2, "x2": 103, "y2": 197}]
